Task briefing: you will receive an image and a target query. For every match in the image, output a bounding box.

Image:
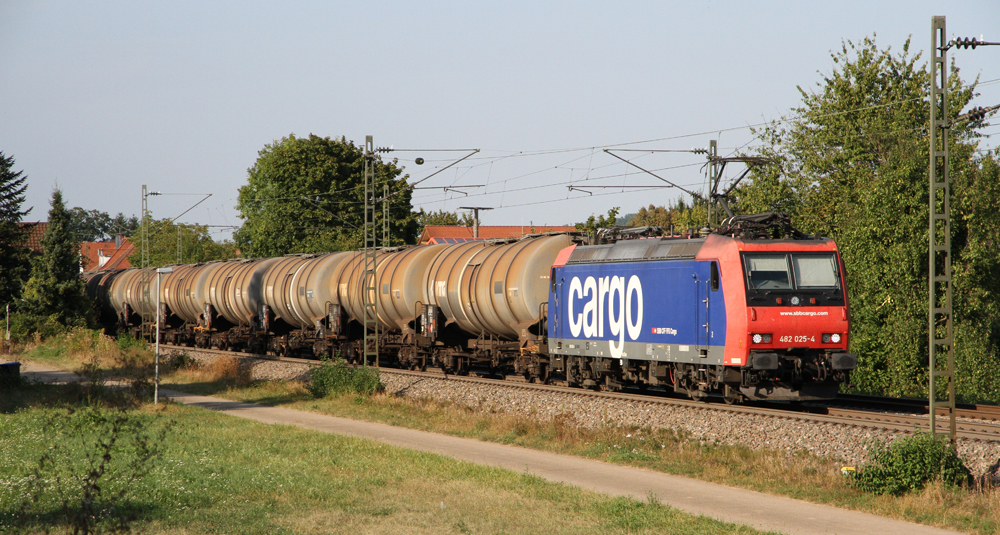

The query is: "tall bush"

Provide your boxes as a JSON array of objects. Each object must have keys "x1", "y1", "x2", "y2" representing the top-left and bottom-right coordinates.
[
  {"x1": 308, "y1": 357, "x2": 383, "y2": 398},
  {"x1": 850, "y1": 433, "x2": 971, "y2": 495}
]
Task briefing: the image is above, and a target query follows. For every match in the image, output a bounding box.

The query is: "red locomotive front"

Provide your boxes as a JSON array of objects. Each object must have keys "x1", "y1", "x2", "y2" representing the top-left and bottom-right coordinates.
[{"x1": 699, "y1": 234, "x2": 857, "y2": 400}]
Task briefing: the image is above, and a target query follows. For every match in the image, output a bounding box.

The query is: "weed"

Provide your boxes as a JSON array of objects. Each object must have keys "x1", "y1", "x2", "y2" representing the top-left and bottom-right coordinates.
[
  {"x1": 168, "y1": 350, "x2": 198, "y2": 371},
  {"x1": 14, "y1": 406, "x2": 169, "y2": 534},
  {"x1": 850, "y1": 433, "x2": 973, "y2": 495},
  {"x1": 206, "y1": 356, "x2": 253, "y2": 387},
  {"x1": 307, "y1": 357, "x2": 383, "y2": 398},
  {"x1": 115, "y1": 331, "x2": 146, "y2": 352}
]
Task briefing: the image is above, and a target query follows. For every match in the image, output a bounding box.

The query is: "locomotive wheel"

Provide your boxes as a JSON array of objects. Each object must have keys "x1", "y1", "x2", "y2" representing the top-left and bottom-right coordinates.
[{"x1": 723, "y1": 385, "x2": 743, "y2": 405}]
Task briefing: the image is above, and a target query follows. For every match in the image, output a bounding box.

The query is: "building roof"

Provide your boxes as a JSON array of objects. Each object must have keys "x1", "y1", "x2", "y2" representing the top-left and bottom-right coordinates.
[
  {"x1": 18, "y1": 222, "x2": 48, "y2": 253},
  {"x1": 79, "y1": 241, "x2": 125, "y2": 272},
  {"x1": 418, "y1": 225, "x2": 577, "y2": 245},
  {"x1": 99, "y1": 238, "x2": 134, "y2": 271}
]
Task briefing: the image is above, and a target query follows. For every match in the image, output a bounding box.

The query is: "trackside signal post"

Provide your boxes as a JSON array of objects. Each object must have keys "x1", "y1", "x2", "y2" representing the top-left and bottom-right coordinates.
[{"x1": 928, "y1": 17, "x2": 999, "y2": 441}]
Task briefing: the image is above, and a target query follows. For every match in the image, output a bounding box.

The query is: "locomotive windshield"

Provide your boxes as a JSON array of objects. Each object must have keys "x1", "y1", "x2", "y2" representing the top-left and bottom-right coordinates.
[{"x1": 744, "y1": 253, "x2": 840, "y2": 291}]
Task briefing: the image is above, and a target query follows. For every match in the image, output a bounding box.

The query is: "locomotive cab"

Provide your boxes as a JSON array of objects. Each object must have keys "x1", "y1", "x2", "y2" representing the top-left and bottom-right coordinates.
[{"x1": 709, "y1": 239, "x2": 858, "y2": 401}]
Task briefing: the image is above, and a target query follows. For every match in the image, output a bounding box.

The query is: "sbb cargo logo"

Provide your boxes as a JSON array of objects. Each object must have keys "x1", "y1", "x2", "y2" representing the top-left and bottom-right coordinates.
[{"x1": 566, "y1": 275, "x2": 643, "y2": 359}]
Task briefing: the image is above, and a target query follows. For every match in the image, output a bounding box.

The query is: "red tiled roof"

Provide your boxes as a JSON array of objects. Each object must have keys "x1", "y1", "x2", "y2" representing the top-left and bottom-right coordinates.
[
  {"x1": 80, "y1": 242, "x2": 124, "y2": 272},
  {"x1": 418, "y1": 225, "x2": 577, "y2": 245},
  {"x1": 18, "y1": 222, "x2": 47, "y2": 253},
  {"x1": 100, "y1": 239, "x2": 134, "y2": 271}
]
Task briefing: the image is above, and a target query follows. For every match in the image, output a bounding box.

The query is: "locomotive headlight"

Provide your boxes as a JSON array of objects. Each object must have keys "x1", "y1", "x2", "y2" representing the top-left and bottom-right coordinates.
[
  {"x1": 790, "y1": 296, "x2": 801, "y2": 306},
  {"x1": 831, "y1": 333, "x2": 842, "y2": 343},
  {"x1": 751, "y1": 333, "x2": 772, "y2": 344}
]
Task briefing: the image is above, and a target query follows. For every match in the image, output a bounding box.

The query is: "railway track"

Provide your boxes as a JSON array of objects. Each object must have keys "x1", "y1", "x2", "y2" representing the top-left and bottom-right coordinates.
[{"x1": 162, "y1": 344, "x2": 1000, "y2": 442}]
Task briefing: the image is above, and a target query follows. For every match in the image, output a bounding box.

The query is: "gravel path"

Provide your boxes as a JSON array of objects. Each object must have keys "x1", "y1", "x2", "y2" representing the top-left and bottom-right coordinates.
[{"x1": 178, "y1": 349, "x2": 1000, "y2": 478}]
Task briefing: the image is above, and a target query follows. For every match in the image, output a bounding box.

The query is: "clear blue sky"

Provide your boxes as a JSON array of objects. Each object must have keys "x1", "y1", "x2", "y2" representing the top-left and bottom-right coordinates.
[{"x1": 2, "y1": 1, "x2": 997, "y2": 241}]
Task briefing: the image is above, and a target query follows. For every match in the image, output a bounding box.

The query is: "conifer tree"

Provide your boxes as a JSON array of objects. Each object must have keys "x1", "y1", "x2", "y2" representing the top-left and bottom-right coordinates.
[
  {"x1": 0, "y1": 151, "x2": 32, "y2": 308},
  {"x1": 21, "y1": 189, "x2": 91, "y2": 326}
]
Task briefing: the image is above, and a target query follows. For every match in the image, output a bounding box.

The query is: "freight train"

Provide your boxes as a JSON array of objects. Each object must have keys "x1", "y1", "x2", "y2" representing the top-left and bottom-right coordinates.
[{"x1": 85, "y1": 213, "x2": 857, "y2": 403}]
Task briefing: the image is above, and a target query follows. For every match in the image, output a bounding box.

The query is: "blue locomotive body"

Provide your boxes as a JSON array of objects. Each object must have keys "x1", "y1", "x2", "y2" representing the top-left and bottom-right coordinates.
[{"x1": 547, "y1": 257, "x2": 728, "y2": 366}]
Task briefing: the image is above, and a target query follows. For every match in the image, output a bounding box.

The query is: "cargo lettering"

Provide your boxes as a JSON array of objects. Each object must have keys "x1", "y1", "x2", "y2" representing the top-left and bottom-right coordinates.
[{"x1": 567, "y1": 275, "x2": 643, "y2": 358}]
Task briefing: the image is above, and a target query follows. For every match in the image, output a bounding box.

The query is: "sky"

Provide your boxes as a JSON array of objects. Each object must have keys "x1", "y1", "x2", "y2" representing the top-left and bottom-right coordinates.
[{"x1": 2, "y1": 1, "x2": 998, "y2": 242}]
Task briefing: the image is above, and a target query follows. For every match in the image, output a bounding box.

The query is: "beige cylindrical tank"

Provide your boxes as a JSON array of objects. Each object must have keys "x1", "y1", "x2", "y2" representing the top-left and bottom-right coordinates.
[
  {"x1": 203, "y1": 258, "x2": 279, "y2": 326},
  {"x1": 282, "y1": 252, "x2": 355, "y2": 329},
  {"x1": 261, "y1": 254, "x2": 318, "y2": 327},
  {"x1": 425, "y1": 234, "x2": 573, "y2": 339},
  {"x1": 338, "y1": 250, "x2": 396, "y2": 331},
  {"x1": 161, "y1": 263, "x2": 205, "y2": 323},
  {"x1": 202, "y1": 260, "x2": 246, "y2": 325},
  {"x1": 108, "y1": 268, "x2": 158, "y2": 317},
  {"x1": 171, "y1": 262, "x2": 224, "y2": 324},
  {"x1": 424, "y1": 241, "x2": 489, "y2": 335},
  {"x1": 376, "y1": 244, "x2": 447, "y2": 331},
  {"x1": 185, "y1": 261, "x2": 233, "y2": 326},
  {"x1": 469, "y1": 234, "x2": 571, "y2": 338}
]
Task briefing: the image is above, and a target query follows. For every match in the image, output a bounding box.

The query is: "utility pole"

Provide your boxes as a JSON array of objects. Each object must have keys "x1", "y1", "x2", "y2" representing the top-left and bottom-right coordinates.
[
  {"x1": 383, "y1": 184, "x2": 389, "y2": 247},
  {"x1": 363, "y1": 136, "x2": 378, "y2": 367},
  {"x1": 141, "y1": 185, "x2": 160, "y2": 341},
  {"x1": 459, "y1": 206, "x2": 493, "y2": 238},
  {"x1": 707, "y1": 140, "x2": 718, "y2": 227},
  {"x1": 928, "y1": 16, "x2": 955, "y2": 441},
  {"x1": 928, "y1": 17, "x2": 999, "y2": 442}
]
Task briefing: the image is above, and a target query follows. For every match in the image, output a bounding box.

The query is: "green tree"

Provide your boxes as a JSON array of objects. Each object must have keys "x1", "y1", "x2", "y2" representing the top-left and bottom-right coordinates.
[
  {"x1": 235, "y1": 134, "x2": 416, "y2": 257},
  {"x1": 128, "y1": 218, "x2": 240, "y2": 267},
  {"x1": 630, "y1": 198, "x2": 708, "y2": 235},
  {"x1": 575, "y1": 207, "x2": 620, "y2": 237},
  {"x1": 67, "y1": 207, "x2": 139, "y2": 242},
  {"x1": 21, "y1": 189, "x2": 91, "y2": 327},
  {"x1": 414, "y1": 208, "x2": 475, "y2": 238},
  {"x1": 735, "y1": 37, "x2": 999, "y2": 399},
  {"x1": 0, "y1": 151, "x2": 32, "y2": 308}
]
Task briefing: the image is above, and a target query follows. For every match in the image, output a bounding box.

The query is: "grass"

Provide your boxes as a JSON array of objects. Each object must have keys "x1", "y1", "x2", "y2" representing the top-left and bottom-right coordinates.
[
  {"x1": 0, "y1": 382, "x2": 774, "y2": 535},
  {"x1": 163, "y1": 364, "x2": 1000, "y2": 534},
  {"x1": 10, "y1": 332, "x2": 1000, "y2": 533}
]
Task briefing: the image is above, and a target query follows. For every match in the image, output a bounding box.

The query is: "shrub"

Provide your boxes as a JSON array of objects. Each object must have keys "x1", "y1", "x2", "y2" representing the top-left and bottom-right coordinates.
[
  {"x1": 206, "y1": 356, "x2": 253, "y2": 387},
  {"x1": 850, "y1": 433, "x2": 972, "y2": 495},
  {"x1": 115, "y1": 331, "x2": 146, "y2": 351},
  {"x1": 308, "y1": 357, "x2": 383, "y2": 398},
  {"x1": 168, "y1": 351, "x2": 198, "y2": 371}
]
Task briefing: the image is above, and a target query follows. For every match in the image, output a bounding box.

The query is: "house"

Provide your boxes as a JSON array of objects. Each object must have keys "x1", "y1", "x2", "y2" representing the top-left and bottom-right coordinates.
[{"x1": 81, "y1": 237, "x2": 133, "y2": 272}]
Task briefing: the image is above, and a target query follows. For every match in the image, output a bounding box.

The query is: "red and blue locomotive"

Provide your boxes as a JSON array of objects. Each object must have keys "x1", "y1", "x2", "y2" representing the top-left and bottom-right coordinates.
[{"x1": 545, "y1": 217, "x2": 856, "y2": 402}]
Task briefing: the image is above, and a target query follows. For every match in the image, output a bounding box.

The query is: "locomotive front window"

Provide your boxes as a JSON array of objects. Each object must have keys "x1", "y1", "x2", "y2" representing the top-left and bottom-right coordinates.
[
  {"x1": 791, "y1": 254, "x2": 839, "y2": 289},
  {"x1": 744, "y1": 255, "x2": 791, "y2": 290}
]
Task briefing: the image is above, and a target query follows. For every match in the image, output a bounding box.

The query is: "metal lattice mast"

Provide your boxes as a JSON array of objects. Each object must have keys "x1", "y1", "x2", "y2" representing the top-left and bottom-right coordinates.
[
  {"x1": 383, "y1": 183, "x2": 389, "y2": 247},
  {"x1": 141, "y1": 185, "x2": 150, "y2": 270},
  {"x1": 363, "y1": 136, "x2": 379, "y2": 367},
  {"x1": 140, "y1": 185, "x2": 154, "y2": 340},
  {"x1": 708, "y1": 140, "x2": 719, "y2": 227},
  {"x1": 929, "y1": 16, "x2": 956, "y2": 441}
]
